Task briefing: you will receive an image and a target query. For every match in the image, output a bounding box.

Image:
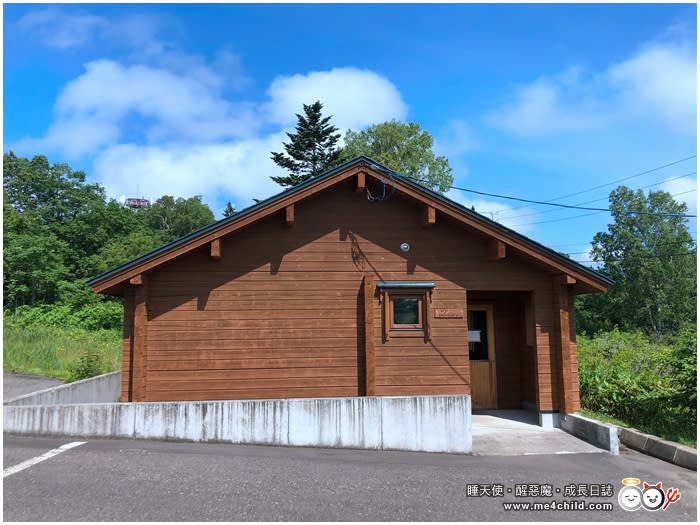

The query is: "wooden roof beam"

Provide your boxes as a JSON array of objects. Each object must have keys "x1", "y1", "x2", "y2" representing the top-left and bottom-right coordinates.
[
  {"x1": 488, "y1": 239, "x2": 506, "y2": 261},
  {"x1": 556, "y1": 274, "x2": 577, "y2": 286},
  {"x1": 356, "y1": 172, "x2": 366, "y2": 194},
  {"x1": 285, "y1": 204, "x2": 295, "y2": 226},
  {"x1": 129, "y1": 273, "x2": 146, "y2": 286},
  {"x1": 210, "y1": 238, "x2": 222, "y2": 260},
  {"x1": 423, "y1": 205, "x2": 436, "y2": 227}
]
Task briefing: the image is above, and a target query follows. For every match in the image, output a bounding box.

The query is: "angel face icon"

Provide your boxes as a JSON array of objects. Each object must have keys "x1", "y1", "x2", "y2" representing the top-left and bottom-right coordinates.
[{"x1": 618, "y1": 485, "x2": 643, "y2": 511}]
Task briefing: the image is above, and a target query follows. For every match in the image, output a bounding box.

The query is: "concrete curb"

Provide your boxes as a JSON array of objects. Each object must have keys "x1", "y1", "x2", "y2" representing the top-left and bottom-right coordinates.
[
  {"x1": 618, "y1": 427, "x2": 697, "y2": 471},
  {"x1": 4, "y1": 372, "x2": 120, "y2": 406},
  {"x1": 559, "y1": 413, "x2": 619, "y2": 455},
  {"x1": 3, "y1": 395, "x2": 473, "y2": 454}
]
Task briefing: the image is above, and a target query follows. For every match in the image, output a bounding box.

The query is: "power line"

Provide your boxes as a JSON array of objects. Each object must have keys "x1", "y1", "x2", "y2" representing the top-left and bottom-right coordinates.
[
  {"x1": 496, "y1": 171, "x2": 696, "y2": 221},
  {"x1": 512, "y1": 211, "x2": 602, "y2": 227},
  {"x1": 507, "y1": 189, "x2": 697, "y2": 227},
  {"x1": 449, "y1": 185, "x2": 697, "y2": 218},
  {"x1": 573, "y1": 251, "x2": 697, "y2": 265},
  {"x1": 549, "y1": 237, "x2": 697, "y2": 248},
  {"x1": 571, "y1": 252, "x2": 698, "y2": 264},
  {"x1": 502, "y1": 154, "x2": 697, "y2": 213},
  {"x1": 563, "y1": 242, "x2": 697, "y2": 256},
  {"x1": 382, "y1": 154, "x2": 698, "y2": 219}
]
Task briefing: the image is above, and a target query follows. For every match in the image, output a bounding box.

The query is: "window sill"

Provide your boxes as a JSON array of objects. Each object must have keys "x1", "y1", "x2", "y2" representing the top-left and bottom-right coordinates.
[{"x1": 388, "y1": 330, "x2": 427, "y2": 338}]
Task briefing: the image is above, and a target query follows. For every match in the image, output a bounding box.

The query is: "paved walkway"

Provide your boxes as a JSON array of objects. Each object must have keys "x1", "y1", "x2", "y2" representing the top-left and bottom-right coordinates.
[
  {"x1": 3, "y1": 372, "x2": 63, "y2": 401},
  {"x1": 472, "y1": 409, "x2": 603, "y2": 456}
]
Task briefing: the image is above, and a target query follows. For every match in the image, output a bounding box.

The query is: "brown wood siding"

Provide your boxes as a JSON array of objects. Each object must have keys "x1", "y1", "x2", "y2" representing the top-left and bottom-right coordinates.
[
  {"x1": 533, "y1": 288, "x2": 558, "y2": 411},
  {"x1": 568, "y1": 288, "x2": 581, "y2": 411},
  {"x1": 519, "y1": 293, "x2": 537, "y2": 405},
  {"x1": 132, "y1": 281, "x2": 149, "y2": 401},
  {"x1": 120, "y1": 289, "x2": 135, "y2": 402},
  {"x1": 130, "y1": 180, "x2": 568, "y2": 402}
]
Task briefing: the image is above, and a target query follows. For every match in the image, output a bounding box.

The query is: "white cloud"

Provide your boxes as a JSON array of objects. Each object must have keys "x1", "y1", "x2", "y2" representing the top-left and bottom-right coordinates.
[
  {"x1": 607, "y1": 42, "x2": 696, "y2": 134},
  {"x1": 484, "y1": 75, "x2": 603, "y2": 136},
  {"x1": 12, "y1": 58, "x2": 409, "y2": 213},
  {"x1": 15, "y1": 7, "x2": 251, "y2": 91},
  {"x1": 15, "y1": 8, "x2": 171, "y2": 52},
  {"x1": 12, "y1": 9, "x2": 410, "y2": 213},
  {"x1": 434, "y1": 119, "x2": 479, "y2": 157},
  {"x1": 13, "y1": 118, "x2": 121, "y2": 160},
  {"x1": 13, "y1": 60, "x2": 408, "y2": 159},
  {"x1": 87, "y1": 65, "x2": 410, "y2": 208},
  {"x1": 264, "y1": 68, "x2": 408, "y2": 131},
  {"x1": 12, "y1": 60, "x2": 259, "y2": 159},
  {"x1": 486, "y1": 38, "x2": 696, "y2": 136},
  {"x1": 93, "y1": 134, "x2": 286, "y2": 210},
  {"x1": 446, "y1": 190, "x2": 537, "y2": 234},
  {"x1": 17, "y1": 8, "x2": 107, "y2": 50}
]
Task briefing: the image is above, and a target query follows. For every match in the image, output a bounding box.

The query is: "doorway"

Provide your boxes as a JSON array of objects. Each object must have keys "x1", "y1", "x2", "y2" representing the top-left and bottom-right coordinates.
[{"x1": 468, "y1": 304, "x2": 497, "y2": 409}]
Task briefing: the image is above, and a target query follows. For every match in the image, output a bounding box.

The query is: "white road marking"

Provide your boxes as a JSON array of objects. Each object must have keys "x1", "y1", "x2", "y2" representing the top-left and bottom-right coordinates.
[{"x1": 3, "y1": 441, "x2": 86, "y2": 478}]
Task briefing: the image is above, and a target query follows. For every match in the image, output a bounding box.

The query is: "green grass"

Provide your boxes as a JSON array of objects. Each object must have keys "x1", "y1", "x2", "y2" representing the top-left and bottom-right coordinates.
[
  {"x1": 576, "y1": 409, "x2": 631, "y2": 429},
  {"x1": 577, "y1": 408, "x2": 696, "y2": 448},
  {"x1": 3, "y1": 324, "x2": 121, "y2": 381}
]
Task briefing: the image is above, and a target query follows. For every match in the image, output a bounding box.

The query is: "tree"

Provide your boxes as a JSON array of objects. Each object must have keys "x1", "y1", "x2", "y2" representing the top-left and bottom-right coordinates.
[
  {"x1": 3, "y1": 152, "x2": 114, "y2": 308},
  {"x1": 223, "y1": 201, "x2": 236, "y2": 218},
  {"x1": 2, "y1": 152, "x2": 219, "y2": 318},
  {"x1": 3, "y1": 228, "x2": 69, "y2": 309},
  {"x1": 339, "y1": 120, "x2": 454, "y2": 192},
  {"x1": 141, "y1": 195, "x2": 215, "y2": 243},
  {"x1": 270, "y1": 101, "x2": 341, "y2": 187},
  {"x1": 3, "y1": 152, "x2": 106, "y2": 226},
  {"x1": 576, "y1": 186, "x2": 696, "y2": 335},
  {"x1": 81, "y1": 230, "x2": 164, "y2": 277}
]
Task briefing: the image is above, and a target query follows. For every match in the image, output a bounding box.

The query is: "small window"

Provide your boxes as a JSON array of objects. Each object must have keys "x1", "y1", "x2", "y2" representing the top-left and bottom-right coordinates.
[
  {"x1": 468, "y1": 310, "x2": 489, "y2": 360},
  {"x1": 377, "y1": 282, "x2": 435, "y2": 341},
  {"x1": 391, "y1": 295, "x2": 423, "y2": 329}
]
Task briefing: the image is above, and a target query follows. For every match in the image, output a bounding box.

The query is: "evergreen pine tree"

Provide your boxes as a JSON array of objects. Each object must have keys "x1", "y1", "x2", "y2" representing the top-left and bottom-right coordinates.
[
  {"x1": 222, "y1": 201, "x2": 236, "y2": 218},
  {"x1": 270, "y1": 101, "x2": 341, "y2": 188}
]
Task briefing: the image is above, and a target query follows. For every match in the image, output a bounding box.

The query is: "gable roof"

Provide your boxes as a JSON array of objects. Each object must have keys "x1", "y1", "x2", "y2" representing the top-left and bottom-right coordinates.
[{"x1": 88, "y1": 156, "x2": 612, "y2": 295}]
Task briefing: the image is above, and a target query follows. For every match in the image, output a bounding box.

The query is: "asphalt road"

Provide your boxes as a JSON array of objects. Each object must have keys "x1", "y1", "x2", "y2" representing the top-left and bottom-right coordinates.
[
  {"x1": 3, "y1": 435, "x2": 696, "y2": 521},
  {"x1": 3, "y1": 372, "x2": 63, "y2": 400}
]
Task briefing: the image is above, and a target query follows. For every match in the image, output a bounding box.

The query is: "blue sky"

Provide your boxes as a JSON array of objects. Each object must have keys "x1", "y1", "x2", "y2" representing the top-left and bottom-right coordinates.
[{"x1": 4, "y1": 3, "x2": 697, "y2": 264}]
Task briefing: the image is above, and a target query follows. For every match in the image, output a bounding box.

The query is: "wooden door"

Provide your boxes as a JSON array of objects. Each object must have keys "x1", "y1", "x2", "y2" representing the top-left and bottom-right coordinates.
[{"x1": 468, "y1": 304, "x2": 497, "y2": 409}]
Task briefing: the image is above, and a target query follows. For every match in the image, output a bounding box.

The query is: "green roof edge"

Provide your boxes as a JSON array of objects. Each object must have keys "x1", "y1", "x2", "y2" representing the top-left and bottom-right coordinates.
[{"x1": 87, "y1": 155, "x2": 612, "y2": 288}]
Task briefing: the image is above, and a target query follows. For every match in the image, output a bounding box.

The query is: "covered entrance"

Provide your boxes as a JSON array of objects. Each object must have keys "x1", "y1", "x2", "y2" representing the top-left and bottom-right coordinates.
[{"x1": 468, "y1": 291, "x2": 536, "y2": 411}]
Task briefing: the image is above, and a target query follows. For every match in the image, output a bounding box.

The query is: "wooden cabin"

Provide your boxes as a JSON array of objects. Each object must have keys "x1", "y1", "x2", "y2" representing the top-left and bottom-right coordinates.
[{"x1": 88, "y1": 156, "x2": 610, "y2": 423}]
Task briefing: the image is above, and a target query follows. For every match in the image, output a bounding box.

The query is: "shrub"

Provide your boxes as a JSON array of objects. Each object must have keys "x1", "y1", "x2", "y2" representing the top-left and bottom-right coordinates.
[
  {"x1": 578, "y1": 327, "x2": 696, "y2": 445},
  {"x1": 6, "y1": 301, "x2": 122, "y2": 331},
  {"x1": 73, "y1": 302, "x2": 123, "y2": 331},
  {"x1": 67, "y1": 346, "x2": 104, "y2": 382}
]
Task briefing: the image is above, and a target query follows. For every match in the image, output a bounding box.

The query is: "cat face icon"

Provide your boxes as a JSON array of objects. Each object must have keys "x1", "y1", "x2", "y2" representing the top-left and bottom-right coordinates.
[
  {"x1": 618, "y1": 485, "x2": 643, "y2": 511},
  {"x1": 642, "y1": 482, "x2": 665, "y2": 511}
]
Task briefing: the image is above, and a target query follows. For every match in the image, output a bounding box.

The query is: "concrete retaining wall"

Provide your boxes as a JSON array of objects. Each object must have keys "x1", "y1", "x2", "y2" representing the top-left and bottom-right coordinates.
[
  {"x1": 559, "y1": 413, "x2": 619, "y2": 455},
  {"x1": 4, "y1": 372, "x2": 121, "y2": 406},
  {"x1": 3, "y1": 395, "x2": 472, "y2": 453},
  {"x1": 619, "y1": 427, "x2": 696, "y2": 471}
]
